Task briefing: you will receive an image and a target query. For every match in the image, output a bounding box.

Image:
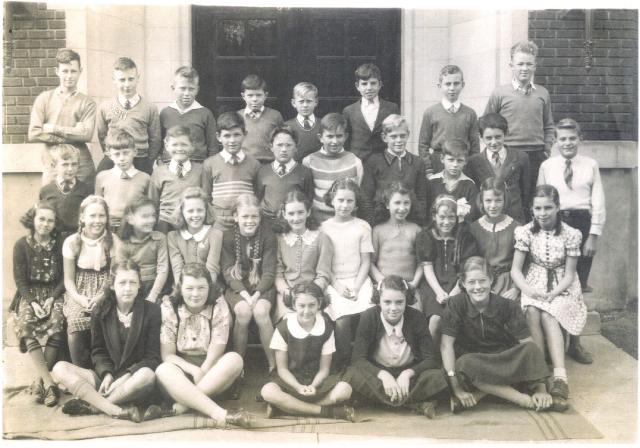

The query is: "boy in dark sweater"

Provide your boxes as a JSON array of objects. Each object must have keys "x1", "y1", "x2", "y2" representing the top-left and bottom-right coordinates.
[
  {"x1": 237, "y1": 74, "x2": 284, "y2": 164},
  {"x1": 343, "y1": 63, "x2": 399, "y2": 162},
  {"x1": 361, "y1": 115, "x2": 429, "y2": 226},
  {"x1": 418, "y1": 65, "x2": 480, "y2": 177},
  {"x1": 255, "y1": 125, "x2": 314, "y2": 226},
  {"x1": 159, "y1": 66, "x2": 218, "y2": 164},
  {"x1": 284, "y1": 82, "x2": 322, "y2": 162},
  {"x1": 39, "y1": 144, "x2": 92, "y2": 236}
]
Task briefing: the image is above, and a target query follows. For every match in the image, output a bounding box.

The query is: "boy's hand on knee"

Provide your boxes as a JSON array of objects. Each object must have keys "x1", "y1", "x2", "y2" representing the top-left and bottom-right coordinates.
[{"x1": 98, "y1": 373, "x2": 114, "y2": 395}]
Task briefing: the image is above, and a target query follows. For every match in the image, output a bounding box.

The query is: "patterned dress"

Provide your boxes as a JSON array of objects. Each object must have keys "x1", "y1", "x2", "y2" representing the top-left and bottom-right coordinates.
[
  {"x1": 469, "y1": 215, "x2": 520, "y2": 297},
  {"x1": 11, "y1": 235, "x2": 65, "y2": 352},
  {"x1": 514, "y1": 222, "x2": 586, "y2": 335}
]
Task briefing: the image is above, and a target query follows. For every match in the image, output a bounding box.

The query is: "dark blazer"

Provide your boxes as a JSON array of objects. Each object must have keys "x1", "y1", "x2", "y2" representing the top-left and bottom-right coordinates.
[
  {"x1": 464, "y1": 146, "x2": 531, "y2": 223},
  {"x1": 351, "y1": 306, "x2": 441, "y2": 377},
  {"x1": 91, "y1": 295, "x2": 161, "y2": 380},
  {"x1": 343, "y1": 98, "x2": 400, "y2": 162}
]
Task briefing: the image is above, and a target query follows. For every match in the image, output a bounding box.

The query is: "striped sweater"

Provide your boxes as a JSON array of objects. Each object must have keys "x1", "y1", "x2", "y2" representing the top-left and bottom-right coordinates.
[
  {"x1": 201, "y1": 153, "x2": 260, "y2": 211},
  {"x1": 302, "y1": 149, "x2": 363, "y2": 223}
]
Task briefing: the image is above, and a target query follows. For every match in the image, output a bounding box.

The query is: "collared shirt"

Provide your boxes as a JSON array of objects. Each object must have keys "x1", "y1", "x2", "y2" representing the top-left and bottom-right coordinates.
[
  {"x1": 485, "y1": 147, "x2": 507, "y2": 167},
  {"x1": 118, "y1": 93, "x2": 141, "y2": 109},
  {"x1": 537, "y1": 154, "x2": 606, "y2": 235},
  {"x1": 56, "y1": 176, "x2": 76, "y2": 192},
  {"x1": 169, "y1": 159, "x2": 192, "y2": 176},
  {"x1": 511, "y1": 78, "x2": 537, "y2": 95},
  {"x1": 384, "y1": 149, "x2": 409, "y2": 165},
  {"x1": 360, "y1": 96, "x2": 380, "y2": 131},
  {"x1": 271, "y1": 159, "x2": 297, "y2": 177},
  {"x1": 296, "y1": 114, "x2": 316, "y2": 128},
  {"x1": 282, "y1": 229, "x2": 318, "y2": 247},
  {"x1": 270, "y1": 313, "x2": 336, "y2": 355},
  {"x1": 441, "y1": 98, "x2": 461, "y2": 114},
  {"x1": 244, "y1": 105, "x2": 265, "y2": 119},
  {"x1": 168, "y1": 100, "x2": 204, "y2": 115},
  {"x1": 219, "y1": 149, "x2": 246, "y2": 165},
  {"x1": 119, "y1": 166, "x2": 139, "y2": 179},
  {"x1": 180, "y1": 224, "x2": 212, "y2": 243},
  {"x1": 373, "y1": 314, "x2": 414, "y2": 367}
]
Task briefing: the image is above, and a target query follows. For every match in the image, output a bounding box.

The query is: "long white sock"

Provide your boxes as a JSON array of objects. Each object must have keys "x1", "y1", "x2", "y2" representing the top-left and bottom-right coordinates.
[{"x1": 553, "y1": 368, "x2": 568, "y2": 380}]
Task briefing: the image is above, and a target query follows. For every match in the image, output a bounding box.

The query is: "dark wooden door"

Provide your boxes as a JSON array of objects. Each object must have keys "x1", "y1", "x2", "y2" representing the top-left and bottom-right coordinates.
[{"x1": 192, "y1": 6, "x2": 400, "y2": 119}]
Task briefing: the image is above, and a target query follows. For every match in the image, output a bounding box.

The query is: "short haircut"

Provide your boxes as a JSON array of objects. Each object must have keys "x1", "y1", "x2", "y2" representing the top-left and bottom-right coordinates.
[
  {"x1": 165, "y1": 125, "x2": 193, "y2": 143},
  {"x1": 438, "y1": 64, "x2": 464, "y2": 84},
  {"x1": 217, "y1": 111, "x2": 246, "y2": 133},
  {"x1": 460, "y1": 256, "x2": 493, "y2": 284},
  {"x1": 113, "y1": 57, "x2": 137, "y2": 71},
  {"x1": 292, "y1": 82, "x2": 318, "y2": 99},
  {"x1": 354, "y1": 63, "x2": 382, "y2": 82},
  {"x1": 109, "y1": 258, "x2": 142, "y2": 289},
  {"x1": 56, "y1": 48, "x2": 81, "y2": 66},
  {"x1": 374, "y1": 181, "x2": 418, "y2": 225},
  {"x1": 319, "y1": 112, "x2": 347, "y2": 134},
  {"x1": 241, "y1": 74, "x2": 267, "y2": 92},
  {"x1": 50, "y1": 144, "x2": 80, "y2": 163},
  {"x1": 284, "y1": 282, "x2": 329, "y2": 310},
  {"x1": 105, "y1": 128, "x2": 135, "y2": 151},
  {"x1": 170, "y1": 262, "x2": 220, "y2": 308},
  {"x1": 270, "y1": 124, "x2": 298, "y2": 144},
  {"x1": 371, "y1": 274, "x2": 417, "y2": 306},
  {"x1": 510, "y1": 40, "x2": 539, "y2": 59},
  {"x1": 174, "y1": 65, "x2": 199, "y2": 84},
  {"x1": 554, "y1": 118, "x2": 583, "y2": 138},
  {"x1": 20, "y1": 201, "x2": 59, "y2": 235},
  {"x1": 442, "y1": 139, "x2": 469, "y2": 158},
  {"x1": 381, "y1": 114, "x2": 409, "y2": 135},
  {"x1": 478, "y1": 113, "x2": 509, "y2": 136}
]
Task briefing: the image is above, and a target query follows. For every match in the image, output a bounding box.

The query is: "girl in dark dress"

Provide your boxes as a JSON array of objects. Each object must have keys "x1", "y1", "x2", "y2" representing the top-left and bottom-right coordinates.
[
  {"x1": 440, "y1": 256, "x2": 567, "y2": 413},
  {"x1": 261, "y1": 282, "x2": 354, "y2": 421}
]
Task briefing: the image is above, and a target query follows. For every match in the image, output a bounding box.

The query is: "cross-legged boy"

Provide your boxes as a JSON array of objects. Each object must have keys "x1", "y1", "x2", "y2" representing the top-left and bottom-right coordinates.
[
  {"x1": 202, "y1": 112, "x2": 261, "y2": 230},
  {"x1": 95, "y1": 128, "x2": 151, "y2": 233},
  {"x1": 237, "y1": 74, "x2": 284, "y2": 164},
  {"x1": 484, "y1": 40, "x2": 554, "y2": 198},
  {"x1": 418, "y1": 65, "x2": 480, "y2": 178},
  {"x1": 361, "y1": 114, "x2": 429, "y2": 226},
  {"x1": 284, "y1": 82, "x2": 322, "y2": 162},
  {"x1": 149, "y1": 125, "x2": 204, "y2": 234},
  {"x1": 343, "y1": 63, "x2": 399, "y2": 162},
  {"x1": 538, "y1": 118, "x2": 606, "y2": 365},
  {"x1": 302, "y1": 113, "x2": 363, "y2": 224},
  {"x1": 159, "y1": 66, "x2": 218, "y2": 164},
  {"x1": 96, "y1": 57, "x2": 161, "y2": 175},
  {"x1": 28, "y1": 48, "x2": 97, "y2": 188},
  {"x1": 39, "y1": 145, "x2": 92, "y2": 237}
]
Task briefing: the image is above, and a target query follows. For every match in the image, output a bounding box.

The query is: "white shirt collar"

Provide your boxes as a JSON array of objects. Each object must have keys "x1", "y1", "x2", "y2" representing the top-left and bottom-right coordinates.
[
  {"x1": 271, "y1": 159, "x2": 297, "y2": 176},
  {"x1": 119, "y1": 166, "x2": 139, "y2": 178},
  {"x1": 361, "y1": 96, "x2": 380, "y2": 107},
  {"x1": 380, "y1": 313, "x2": 404, "y2": 337},
  {"x1": 431, "y1": 171, "x2": 474, "y2": 183},
  {"x1": 283, "y1": 229, "x2": 318, "y2": 247},
  {"x1": 178, "y1": 303, "x2": 213, "y2": 320},
  {"x1": 296, "y1": 114, "x2": 316, "y2": 126},
  {"x1": 220, "y1": 149, "x2": 246, "y2": 164},
  {"x1": 118, "y1": 94, "x2": 141, "y2": 108},
  {"x1": 386, "y1": 148, "x2": 407, "y2": 159},
  {"x1": 441, "y1": 98, "x2": 461, "y2": 112},
  {"x1": 485, "y1": 147, "x2": 507, "y2": 163},
  {"x1": 168, "y1": 100, "x2": 203, "y2": 115},
  {"x1": 287, "y1": 312, "x2": 326, "y2": 338},
  {"x1": 180, "y1": 224, "x2": 211, "y2": 242},
  {"x1": 169, "y1": 159, "x2": 192, "y2": 175},
  {"x1": 56, "y1": 176, "x2": 76, "y2": 189},
  {"x1": 511, "y1": 78, "x2": 536, "y2": 91},
  {"x1": 244, "y1": 105, "x2": 265, "y2": 118}
]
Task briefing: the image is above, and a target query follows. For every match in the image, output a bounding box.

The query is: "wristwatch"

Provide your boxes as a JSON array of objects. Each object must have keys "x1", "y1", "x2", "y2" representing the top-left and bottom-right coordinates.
[{"x1": 446, "y1": 370, "x2": 456, "y2": 377}]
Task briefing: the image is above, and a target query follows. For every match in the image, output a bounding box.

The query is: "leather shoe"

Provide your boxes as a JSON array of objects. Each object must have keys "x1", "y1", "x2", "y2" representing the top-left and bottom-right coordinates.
[
  {"x1": 549, "y1": 378, "x2": 570, "y2": 400},
  {"x1": 568, "y1": 342, "x2": 593, "y2": 364},
  {"x1": 226, "y1": 410, "x2": 252, "y2": 429},
  {"x1": 62, "y1": 398, "x2": 100, "y2": 416},
  {"x1": 115, "y1": 405, "x2": 141, "y2": 423},
  {"x1": 43, "y1": 385, "x2": 59, "y2": 407},
  {"x1": 143, "y1": 404, "x2": 175, "y2": 421},
  {"x1": 548, "y1": 396, "x2": 570, "y2": 413},
  {"x1": 450, "y1": 395, "x2": 463, "y2": 414}
]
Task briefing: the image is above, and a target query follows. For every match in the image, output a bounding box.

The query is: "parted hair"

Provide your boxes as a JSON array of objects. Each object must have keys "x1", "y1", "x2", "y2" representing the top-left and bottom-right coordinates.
[
  {"x1": 374, "y1": 181, "x2": 418, "y2": 225},
  {"x1": 174, "y1": 65, "x2": 199, "y2": 84},
  {"x1": 113, "y1": 56, "x2": 137, "y2": 71},
  {"x1": 49, "y1": 144, "x2": 80, "y2": 164},
  {"x1": 478, "y1": 113, "x2": 509, "y2": 136},
  {"x1": 277, "y1": 189, "x2": 319, "y2": 234},
  {"x1": 105, "y1": 127, "x2": 135, "y2": 151},
  {"x1": 323, "y1": 177, "x2": 362, "y2": 210},
  {"x1": 371, "y1": 274, "x2": 417, "y2": 306},
  {"x1": 169, "y1": 262, "x2": 220, "y2": 308},
  {"x1": 270, "y1": 124, "x2": 299, "y2": 145},
  {"x1": 441, "y1": 139, "x2": 469, "y2": 158},
  {"x1": 531, "y1": 184, "x2": 563, "y2": 235},
  {"x1": 319, "y1": 112, "x2": 347, "y2": 134},
  {"x1": 476, "y1": 177, "x2": 509, "y2": 216},
  {"x1": 354, "y1": 62, "x2": 382, "y2": 82},
  {"x1": 68, "y1": 195, "x2": 113, "y2": 260},
  {"x1": 438, "y1": 64, "x2": 464, "y2": 84},
  {"x1": 56, "y1": 48, "x2": 81, "y2": 66},
  {"x1": 292, "y1": 82, "x2": 318, "y2": 99},
  {"x1": 173, "y1": 186, "x2": 211, "y2": 230},
  {"x1": 554, "y1": 118, "x2": 583, "y2": 138},
  {"x1": 284, "y1": 282, "x2": 330, "y2": 310},
  {"x1": 165, "y1": 125, "x2": 194, "y2": 143},
  {"x1": 459, "y1": 256, "x2": 494, "y2": 284},
  {"x1": 217, "y1": 111, "x2": 246, "y2": 133},
  {"x1": 20, "y1": 201, "x2": 60, "y2": 237},
  {"x1": 510, "y1": 40, "x2": 539, "y2": 59},
  {"x1": 241, "y1": 74, "x2": 267, "y2": 92},
  {"x1": 381, "y1": 114, "x2": 409, "y2": 135},
  {"x1": 228, "y1": 194, "x2": 264, "y2": 287}
]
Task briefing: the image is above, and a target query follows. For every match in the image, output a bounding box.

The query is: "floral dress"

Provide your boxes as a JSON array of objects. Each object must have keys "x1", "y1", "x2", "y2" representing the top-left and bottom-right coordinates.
[{"x1": 514, "y1": 222, "x2": 586, "y2": 335}]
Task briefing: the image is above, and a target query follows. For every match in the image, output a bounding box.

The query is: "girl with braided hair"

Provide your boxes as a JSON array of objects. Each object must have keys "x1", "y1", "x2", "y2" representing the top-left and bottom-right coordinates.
[{"x1": 220, "y1": 193, "x2": 277, "y2": 371}]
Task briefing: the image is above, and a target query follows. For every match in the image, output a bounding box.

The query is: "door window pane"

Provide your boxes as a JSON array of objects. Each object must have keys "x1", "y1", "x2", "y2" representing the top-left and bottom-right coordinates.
[
  {"x1": 218, "y1": 20, "x2": 245, "y2": 56},
  {"x1": 248, "y1": 20, "x2": 277, "y2": 56}
]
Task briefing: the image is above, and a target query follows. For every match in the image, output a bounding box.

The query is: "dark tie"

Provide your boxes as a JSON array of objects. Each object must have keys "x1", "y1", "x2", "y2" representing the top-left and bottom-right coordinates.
[
  {"x1": 303, "y1": 118, "x2": 312, "y2": 131},
  {"x1": 124, "y1": 99, "x2": 131, "y2": 110},
  {"x1": 120, "y1": 171, "x2": 130, "y2": 180},
  {"x1": 395, "y1": 155, "x2": 403, "y2": 171},
  {"x1": 247, "y1": 111, "x2": 257, "y2": 120},
  {"x1": 230, "y1": 155, "x2": 239, "y2": 166},
  {"x1": 564, "y1": 158, "x2": 573, "y2": 189},
  {"x1": 61, "y1": 180, "x2": 72, "y2": 193},
  {"x1": 492, "y1": 151, "x2": 502, "y2": 170},
  {"x1": 176, "y1": 162, "x2": 184, "y2": 178},
  {"x1": 278, "y1": 163, "x2": 287, "y2": 176}
]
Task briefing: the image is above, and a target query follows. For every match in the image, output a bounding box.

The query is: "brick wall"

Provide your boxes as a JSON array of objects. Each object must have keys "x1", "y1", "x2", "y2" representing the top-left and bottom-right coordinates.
[
  {"x1": 529, "y1": 9, "x2": 638, "y2": 141},
  {"x1": 2, "y1": 2, "x2": 66, "y2": 144}
]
